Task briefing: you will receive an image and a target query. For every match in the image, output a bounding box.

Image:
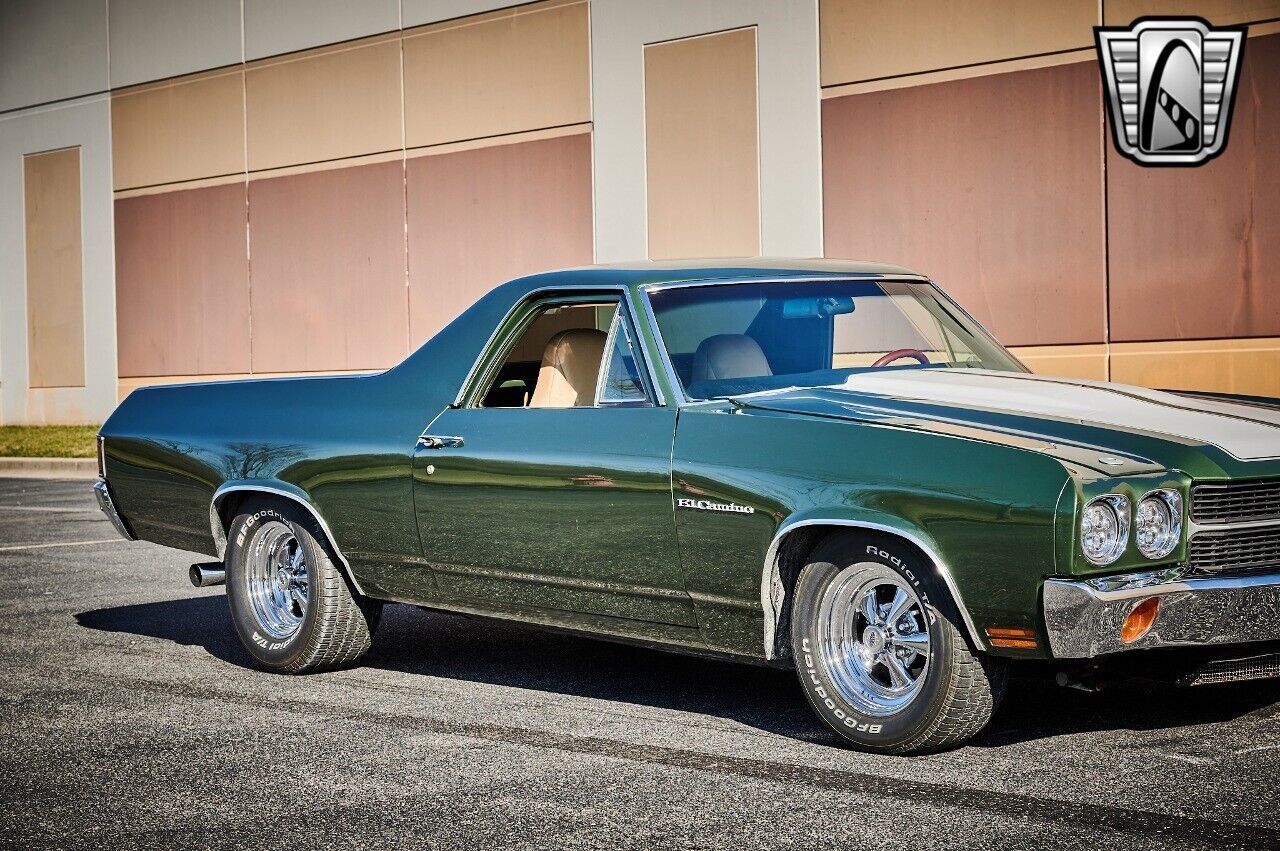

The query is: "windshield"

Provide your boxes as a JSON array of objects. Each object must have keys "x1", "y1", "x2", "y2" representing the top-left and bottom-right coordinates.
[{"x1": 647, "y1": 279, "x2": 1025, "y2": 400}]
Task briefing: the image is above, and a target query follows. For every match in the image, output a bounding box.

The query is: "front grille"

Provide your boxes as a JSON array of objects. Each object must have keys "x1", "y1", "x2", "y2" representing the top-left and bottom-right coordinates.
[
  {"x1": 1191, "y1": 478, "x2": 1280, "y2": 524},
  {"x1": 1187, "y1": 526, "x2": 1280, "y2": 575}
]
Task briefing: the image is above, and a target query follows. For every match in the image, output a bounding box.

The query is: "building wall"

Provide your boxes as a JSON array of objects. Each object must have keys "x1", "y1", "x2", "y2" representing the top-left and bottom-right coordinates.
[
  {"x1": 0, "y1": 1, "x2": 1278, "y2": 423},
  {"x1": 109, "y1": 0, "x2": 597, "y2": 397},
  {"x1": 820, "y1": 0, "x2": 1280, "y2": 391}
]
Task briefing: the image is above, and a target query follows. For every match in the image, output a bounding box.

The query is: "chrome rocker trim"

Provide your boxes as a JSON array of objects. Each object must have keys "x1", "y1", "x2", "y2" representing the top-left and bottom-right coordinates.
[
  {"x1": 94, "y1": 480, "x2": 136, "y2": 541},
  {"x1": 1043, "y1": 569, "x2": 1280, "y2": 659}
]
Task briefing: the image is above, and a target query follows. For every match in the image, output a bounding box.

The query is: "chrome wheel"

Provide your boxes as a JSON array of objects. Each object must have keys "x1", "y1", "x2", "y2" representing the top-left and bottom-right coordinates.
[
  {"x1": 816, "y1": 564, "x2": 931, "y2": 717},
  {"x1": 246, "y1": 520, "x2": 309, "y2": 640}
]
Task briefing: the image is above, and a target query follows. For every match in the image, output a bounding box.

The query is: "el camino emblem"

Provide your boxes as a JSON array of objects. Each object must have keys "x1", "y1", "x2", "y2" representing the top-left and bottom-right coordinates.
[
  {"x1": 677, "y1": 497, "x2": 754, "y2": 515},
  {"x1": 1095, "y1": 18, "x2": 1245, "y2": 166}
]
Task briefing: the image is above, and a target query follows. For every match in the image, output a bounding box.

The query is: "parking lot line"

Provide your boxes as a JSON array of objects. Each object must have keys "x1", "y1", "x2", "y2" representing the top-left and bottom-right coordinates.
[
  {"x1": 0, "y1": 538, "x2": 124, "y2": 552},
  {"x1": 0, "y1": 506, "x2": 97, "y2": 513}
]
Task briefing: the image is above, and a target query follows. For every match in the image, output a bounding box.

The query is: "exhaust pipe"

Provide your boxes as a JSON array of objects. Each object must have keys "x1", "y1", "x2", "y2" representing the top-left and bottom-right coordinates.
[{"x1": 189, "y1": 562, "x2": 226, "y2": 588}]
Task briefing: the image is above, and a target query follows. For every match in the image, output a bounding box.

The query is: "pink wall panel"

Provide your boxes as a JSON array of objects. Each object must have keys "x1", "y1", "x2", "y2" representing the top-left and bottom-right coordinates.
[
  {"x1": 406, "y1": 133, "x2": 594, "y2": 345},
  {"x1": 115, "y1": 183, "x2": 251, "y2": 377},
  {"x1": 248, "y1": 160, "x2": 409, "y2": 373},
  {"x1": 1108, "y1": 34, "x2": 1280, "y2": 342},
  {"x1": 822, "y1": 62, "x2": 1107, "y2": 347}
]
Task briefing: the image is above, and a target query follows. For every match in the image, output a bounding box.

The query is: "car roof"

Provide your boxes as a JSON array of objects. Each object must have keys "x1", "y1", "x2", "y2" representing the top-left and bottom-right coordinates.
[{"x1": 507, "y1": 257, "x2": 926, "y2": 292}]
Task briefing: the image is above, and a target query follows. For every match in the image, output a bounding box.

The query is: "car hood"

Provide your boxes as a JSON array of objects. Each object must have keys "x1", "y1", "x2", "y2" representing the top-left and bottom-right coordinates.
[{"x1": 731, "y1": 369, "x2": 1280, "y2": 477}]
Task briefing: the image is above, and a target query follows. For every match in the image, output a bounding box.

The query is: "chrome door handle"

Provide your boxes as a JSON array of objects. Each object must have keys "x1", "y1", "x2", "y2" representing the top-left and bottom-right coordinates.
[{"x1": 418, "y1": 433, "x2": 464, "y2": 449}]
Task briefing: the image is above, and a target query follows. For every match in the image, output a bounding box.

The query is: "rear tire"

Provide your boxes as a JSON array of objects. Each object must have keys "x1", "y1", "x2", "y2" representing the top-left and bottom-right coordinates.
[
  {"x1": 225, "y1": 498, "x2": 381, "y2": 673},
  {"x1": 790, "y1": 533, "x2": 1005, "y2": 754}
]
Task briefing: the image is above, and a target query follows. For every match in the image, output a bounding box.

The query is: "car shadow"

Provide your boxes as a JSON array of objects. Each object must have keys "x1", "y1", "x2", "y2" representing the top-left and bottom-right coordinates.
[{"x1": 75, "y1": 597, "x2": 1280, "y2": 749}]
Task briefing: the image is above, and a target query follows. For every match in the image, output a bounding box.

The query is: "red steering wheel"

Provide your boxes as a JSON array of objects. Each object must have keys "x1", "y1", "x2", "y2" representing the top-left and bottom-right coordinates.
[{"x1": 872, "y1": 348, "x2": 930, "y2": 368}]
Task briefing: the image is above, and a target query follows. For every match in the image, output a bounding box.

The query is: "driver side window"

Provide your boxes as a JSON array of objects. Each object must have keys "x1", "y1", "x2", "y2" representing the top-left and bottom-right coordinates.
[{"x1": 476, "y1": 298, "x2": 654, "y2": 409}]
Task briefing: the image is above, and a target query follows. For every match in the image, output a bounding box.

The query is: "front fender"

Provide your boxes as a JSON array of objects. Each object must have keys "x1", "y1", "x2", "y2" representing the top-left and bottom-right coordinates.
[{"x1": 673, "y1": 405, "x2": 1073, "y2": 661}]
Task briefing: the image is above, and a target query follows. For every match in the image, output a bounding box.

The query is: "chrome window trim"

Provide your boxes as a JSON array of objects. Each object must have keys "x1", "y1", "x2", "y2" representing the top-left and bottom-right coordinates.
[
  {"x1": 635, "y1": 285, "x2": 690, "y2": 405},
  {"x1": 209, "y1": 483, "x2": 368, "y2": 597},
  {"x1": 624, "y1": 288, "x2": 669, "y2": 408},
  {"x1": 452, "y1": 284, "x2": 667, "y2": 409},
  {"x1": 760, "y1": 517, "x2": 987, "y2": 660},
  {"x1": 641, "y1": 273, "x2": 930, "y2": 292}
]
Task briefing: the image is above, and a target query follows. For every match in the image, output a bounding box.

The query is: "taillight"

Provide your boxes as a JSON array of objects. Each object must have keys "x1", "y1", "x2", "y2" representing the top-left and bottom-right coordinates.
[{"x1": 96, "y1": 435, "x2": 106, "y2": 479}]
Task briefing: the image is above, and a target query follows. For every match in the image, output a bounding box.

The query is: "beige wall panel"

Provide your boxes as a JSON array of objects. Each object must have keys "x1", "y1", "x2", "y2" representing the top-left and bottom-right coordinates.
[
  {"x1": 1108, "y1": 34, "x2": 1280, "y2": 342},
  {"x1": 406, "y1": 133, "x2": 594, "y2": 344},
  {"x1": 819, "y1": 0, "x2": 1096, "y2": 87},
  {"x1": 249, "y1": 160, "x2": 408, "y2": 372},
  {"x1": 1010, "y1": 344, "x2": 1109, "y2": 381},
  {"x1": 111, "y1": 70, "x2": 246, "y2": 190},
  {"x1": 23, "y1": 148, "x2": 86, "y2": 389},
  {"x1": 644, "y1": 28, "x2": 760, "y2": 260},
  {"x1": 403, "y1": 0, "x2": 590, "y2": 148},
  {"x1": 114, "y1": 183, "x2": 250, "y2": 377},
  {"x1": 245, "y1": 37, "x2": 402, "y2": 172},
  {"x1": 1111, "y1": 339, "x2": 1280, "y2": 397},
  {"x1": 1105, "y1": 1, "x2": 1280, "y2": 25},
  {"x1": 823, "y1": 61, "x2": 1106, "y2": 347}
]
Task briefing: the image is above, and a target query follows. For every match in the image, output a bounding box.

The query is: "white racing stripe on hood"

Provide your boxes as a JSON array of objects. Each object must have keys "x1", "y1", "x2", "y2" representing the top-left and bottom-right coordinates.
[{"x1": 832, "y1": 370, "x2": 1280, "y2": 461}]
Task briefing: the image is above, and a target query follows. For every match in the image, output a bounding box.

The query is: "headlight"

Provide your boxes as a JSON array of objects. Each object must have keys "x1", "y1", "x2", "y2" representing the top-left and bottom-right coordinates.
[
  {"x1": 1135, "y1": 489, "x2": 1182, "y2": 560},
  {"x1": 1081, "y1": 494, "x2": 1129, "y2": 565}
]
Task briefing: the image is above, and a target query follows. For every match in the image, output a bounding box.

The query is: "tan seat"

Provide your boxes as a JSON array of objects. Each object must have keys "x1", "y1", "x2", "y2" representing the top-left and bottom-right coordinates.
[
  {"x1": 528, "y1": 328, "x2": 608, "y2": 408},
  {"x1": 691, "y1": 334, "x2": 772, "y2": 384}
]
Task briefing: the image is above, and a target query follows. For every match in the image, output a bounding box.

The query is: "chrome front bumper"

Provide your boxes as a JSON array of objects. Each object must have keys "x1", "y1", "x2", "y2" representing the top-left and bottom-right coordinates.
[
  {"x1": 93, "y1": 480, "x2": 135, "y2": 541},
  {"x1": 1043, "y1": 569, "x2": 1280, "y2": 658}
]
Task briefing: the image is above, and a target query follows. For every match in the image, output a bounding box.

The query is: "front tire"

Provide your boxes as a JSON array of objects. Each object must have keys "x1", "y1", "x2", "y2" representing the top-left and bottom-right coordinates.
[
  {"x1": 790, "y1": 533, "x2": 1005, "y2": 754},
  {"x1": 225, "y1": 498, "x2": 381, "y2": 673}
]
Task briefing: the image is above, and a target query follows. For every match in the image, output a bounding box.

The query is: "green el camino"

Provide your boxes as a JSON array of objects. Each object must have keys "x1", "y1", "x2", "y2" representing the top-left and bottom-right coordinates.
[{"x1": 96, "y1": 260, "x2": 1280, "y2": 754}]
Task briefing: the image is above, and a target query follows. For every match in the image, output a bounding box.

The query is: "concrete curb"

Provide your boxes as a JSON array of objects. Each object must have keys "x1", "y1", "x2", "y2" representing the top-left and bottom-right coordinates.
[{"x1": 0, "y1": 458, "x2": 98, "y2": 479}]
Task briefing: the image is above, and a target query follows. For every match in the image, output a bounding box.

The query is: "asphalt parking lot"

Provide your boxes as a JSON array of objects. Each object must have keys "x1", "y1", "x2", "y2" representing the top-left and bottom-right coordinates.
[{"x1": 1, "y1": 477, "x2": 1278, "y2": 850}]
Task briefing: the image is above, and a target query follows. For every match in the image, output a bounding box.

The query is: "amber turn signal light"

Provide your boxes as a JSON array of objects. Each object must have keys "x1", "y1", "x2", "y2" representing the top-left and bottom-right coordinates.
[
  {"x1": 1121, "y1": 597, "x2": 1160, "y2": 644},
  {"x1": 985, "y1": 627, "x2": 1038, "y2": 649}
]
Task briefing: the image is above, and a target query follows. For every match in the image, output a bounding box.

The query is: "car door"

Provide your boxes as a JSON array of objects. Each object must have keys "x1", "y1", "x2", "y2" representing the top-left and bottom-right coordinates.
[{"x1": 411, "y1": 292, "x2": 696, "y2": 628}]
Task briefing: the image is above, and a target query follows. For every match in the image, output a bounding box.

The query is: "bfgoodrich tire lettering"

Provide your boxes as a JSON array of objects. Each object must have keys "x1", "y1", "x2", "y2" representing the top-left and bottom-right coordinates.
[
  {"x1": 225, "y1": 497, "x2": 381, "y2": 674},
  {"x1": 790, "y1": 533, "x2": 1006, "y2": 754}
]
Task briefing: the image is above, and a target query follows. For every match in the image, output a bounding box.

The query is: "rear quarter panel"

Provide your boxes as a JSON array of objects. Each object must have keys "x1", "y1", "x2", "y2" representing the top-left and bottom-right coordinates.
[{"x1": 100, "y1": 372, "x2": 427, "y2": 570}]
